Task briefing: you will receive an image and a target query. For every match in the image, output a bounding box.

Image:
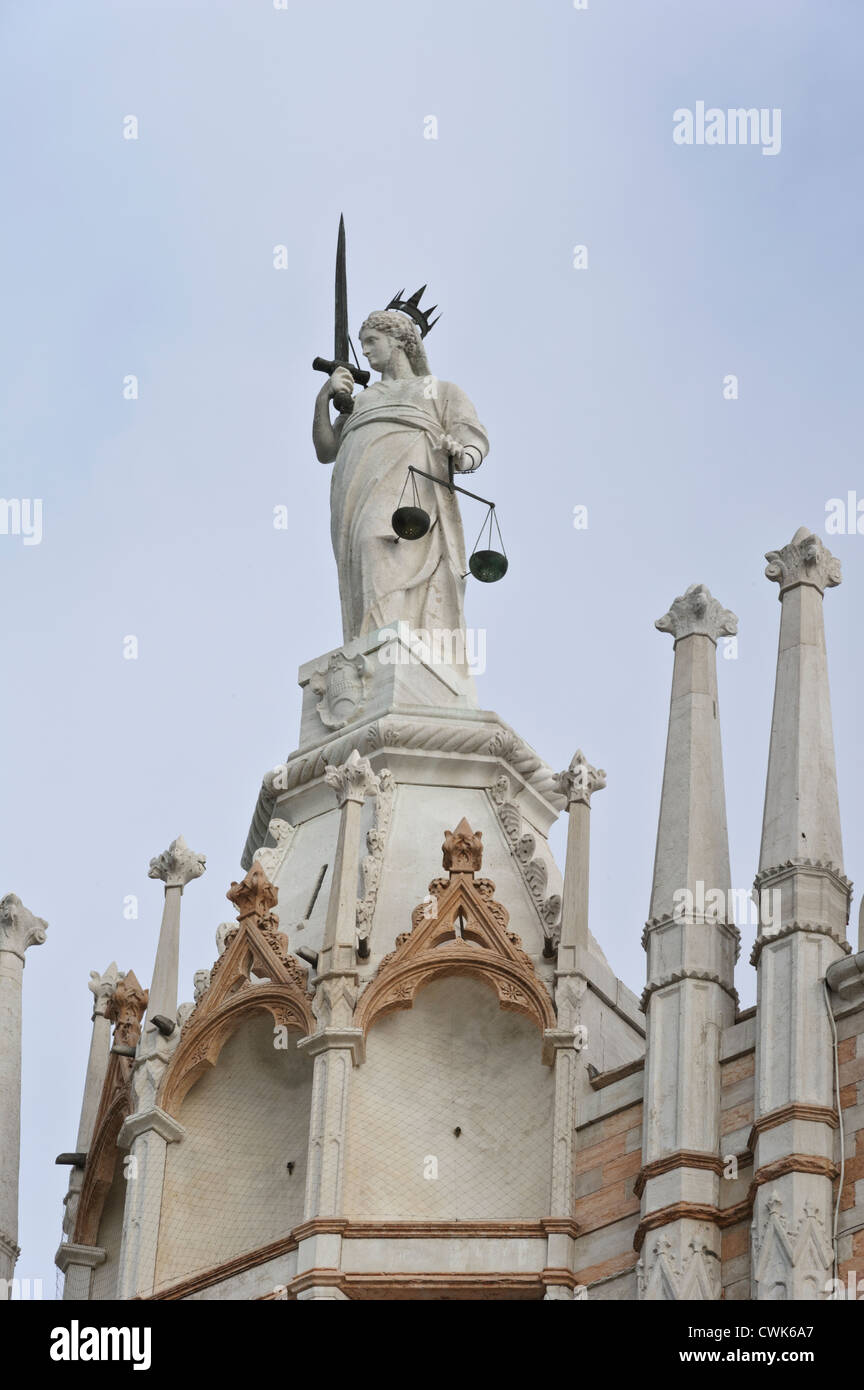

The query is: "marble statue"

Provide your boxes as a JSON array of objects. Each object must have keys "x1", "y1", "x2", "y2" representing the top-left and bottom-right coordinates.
[{"x1": 312, "y1": 310, "x2": 489, "y2": 644}]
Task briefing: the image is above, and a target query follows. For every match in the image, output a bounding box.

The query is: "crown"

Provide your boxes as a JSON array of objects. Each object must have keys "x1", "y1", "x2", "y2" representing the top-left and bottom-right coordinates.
[{"x1": 385, "y1": 285, "x2": 441, "y2": 337}]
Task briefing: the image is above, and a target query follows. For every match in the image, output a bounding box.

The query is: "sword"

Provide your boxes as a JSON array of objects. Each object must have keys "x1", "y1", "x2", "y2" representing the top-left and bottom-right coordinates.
[{"x1": 312, "y1": 214, "x2": 370, "y2": 415}]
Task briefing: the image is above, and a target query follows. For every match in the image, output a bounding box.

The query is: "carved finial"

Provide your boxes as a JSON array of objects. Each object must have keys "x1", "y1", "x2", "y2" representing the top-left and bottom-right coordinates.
[
  {"x1": 215, "y1": 921, "x2": 235, "y2": 956},
  {"x1": 227, "y1": 861, "x2": 279, "y2": 927},
  {"x1": 192, "y1": 968, "x2": 211, "y2": 1002},
  {"x1": 656, "y1": 584, "x2": 738, "y2": 644},
  {"x1": 765, "y1": 526, "x2": 842, "y2": 596},
  {"x1": 0, "y1": 894, "x2": 48, "y2": 961},
  {"x1": 324, "y1": 747, "x2": 380, "y2": 806},
  {"x1": 106, "y1": 969, "x2": 149, "y2": 1051},
  {"x1": 148, "y1": 835, "x2": 206, "y2": 889},
  {"x1": 442, "y1": 818, "x2": 483, "y2": 875},
  {"x1": 555, "y1": 750, "x2": 607, "y2": 808},
  {"x1": 89, "y1": 962, "x2": 122, "y2": 1016}
]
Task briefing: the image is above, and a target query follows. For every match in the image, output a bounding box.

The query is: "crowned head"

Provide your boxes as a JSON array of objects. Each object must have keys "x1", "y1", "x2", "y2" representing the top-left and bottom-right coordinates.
[{"x1": 359, "y1": 310, "x2": 431, "y2": 377}]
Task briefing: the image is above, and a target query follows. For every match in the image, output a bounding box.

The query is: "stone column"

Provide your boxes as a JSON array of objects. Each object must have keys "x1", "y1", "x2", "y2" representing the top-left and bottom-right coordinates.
[
  {"x1": 0, "y1": 894, "x2": 47, "y2": 1289},
  {"x1": 543, "y1": 752, "x2": 605, "y2": 1298},
  {"x1": 145, "y1": 835, "x2": 205, "y2": 1024},
  {"x1": 79, "y1": 965, "x2": 123, "y2": 1151},
  {"x1": 56, "y1": 1243, "x2": 106, "y2": 1301},
  {"x1": 751, "y1": 530, "x2": 849, "y2": 1300},
  {"x1": 639, "y1": 585, "x2": 739, "y2": 1301},
  {"x1": 297, "y1": 750, "x2": 378, "y2": 1300},
  {"x1": 56, "y1": 963, "x2": 122, "y2": 1296},
  {"x1": 115, "y1": 836, "x2": 204, "y2": 1301}
]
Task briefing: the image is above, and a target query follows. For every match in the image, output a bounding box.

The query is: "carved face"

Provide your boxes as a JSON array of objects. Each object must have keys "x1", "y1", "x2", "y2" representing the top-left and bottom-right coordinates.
[{"x1": 359, "y1": 327, "x2": 395, "y2": 372}]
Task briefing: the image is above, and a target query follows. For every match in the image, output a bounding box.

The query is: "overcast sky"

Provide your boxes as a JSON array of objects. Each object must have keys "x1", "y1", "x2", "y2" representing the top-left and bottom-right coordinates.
[{"x1": 2, "y1": 0, "x2": 862, "y2": 1295}]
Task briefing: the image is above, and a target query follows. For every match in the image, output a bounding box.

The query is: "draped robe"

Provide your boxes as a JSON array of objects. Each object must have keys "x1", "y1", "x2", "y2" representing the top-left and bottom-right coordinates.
[{"x1": 329, "y1": 375, "x2": 489, "y2": 644}]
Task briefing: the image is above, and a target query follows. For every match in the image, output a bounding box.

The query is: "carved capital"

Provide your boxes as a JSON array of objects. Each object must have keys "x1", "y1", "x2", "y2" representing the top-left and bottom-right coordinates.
[
  {"x1": 106, "y1": 970, "x2": 149, "y2": 1052},
  {"x1": 0, "y1": 893, "x2": 48, "y2": 960},
  {"x1": 89, "y1": 962, "x2": 122, "y2": 1017},
  {"x1": 148, "y1": 835, "x2": 206, "y2": 889},
  {"x1": 324, "y1": 748, "x2": 380, "y2": 806},
  {"x1": 656, "y1": 584, "x2": 738, "y2": 644},
  {"x1": 765, "y1": 526, "x2": 841, "y2": 596},
  {"x1": 555, "y1": 750, "x2": 606, "y2": 808},
  {"x1": 442, "y1": 817, "x2": 483, "y2": 875}
]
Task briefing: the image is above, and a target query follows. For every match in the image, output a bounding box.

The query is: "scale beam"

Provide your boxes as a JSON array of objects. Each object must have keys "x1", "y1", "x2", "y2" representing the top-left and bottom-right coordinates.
[{"x1": 408, "y1": 466, "x2": 496, "y2": 511}]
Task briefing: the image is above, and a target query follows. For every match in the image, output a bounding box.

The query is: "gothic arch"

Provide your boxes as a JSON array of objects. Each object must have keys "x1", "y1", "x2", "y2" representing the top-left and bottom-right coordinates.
[
  {"x1": 355, "y1": 818, "x2": 556, "y2": 1042},
  {"x1": 74, "y1": 1055, "x2": 133, "y2": 1247},
  {"x1": 159, "y1": 982, "x2": 315, "y2": 1115},
  {"x1": 157, "y1": 897, "x2": 316, "y2": 1116}
]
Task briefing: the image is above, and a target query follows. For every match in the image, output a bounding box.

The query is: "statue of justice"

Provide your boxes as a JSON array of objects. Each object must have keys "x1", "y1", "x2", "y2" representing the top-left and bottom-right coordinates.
[{"x1": 311, "y1": 218, "x2": 503, "y2": 649}]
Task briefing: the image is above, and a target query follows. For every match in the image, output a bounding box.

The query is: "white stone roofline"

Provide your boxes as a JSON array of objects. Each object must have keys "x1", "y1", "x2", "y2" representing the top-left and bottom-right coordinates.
[{"x1": 241, "y1": 708, "x2": 566, "y2": 869}]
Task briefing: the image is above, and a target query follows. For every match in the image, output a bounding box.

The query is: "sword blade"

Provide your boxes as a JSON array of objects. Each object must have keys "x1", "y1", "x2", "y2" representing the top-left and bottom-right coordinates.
[{"x1": 334, "y1": 213, "x2": 349, "y2": 364}]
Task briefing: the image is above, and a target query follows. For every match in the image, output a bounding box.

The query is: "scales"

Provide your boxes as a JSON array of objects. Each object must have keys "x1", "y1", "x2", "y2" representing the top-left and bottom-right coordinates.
[{"x1": 392, "y1": 463, "x2": 508, "y2": 583}]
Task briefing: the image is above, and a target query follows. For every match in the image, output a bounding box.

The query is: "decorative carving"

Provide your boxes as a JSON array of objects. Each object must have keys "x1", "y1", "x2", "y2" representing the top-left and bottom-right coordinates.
[
  {"x1": 176, "y1": 1000, "x2": 195, "y2": 1030},
  {"x1": 73, "y1": 1051, "x2": 135, "y2": 1247},
  {"x1": 310, "y1": 651, "x2": 371, "y2": 731},
  {"x1": 636, "y1": 1228, "x2": 720, "y2": 1301},
  {"x1": 442, "y1": 817, "x2": 483, "y2": 873},
  {"x1": 89, "y1": 963, "x2": 121, "y2": 1016},
  {"x1": 148, "y1": 835, "x2": 206, "y2": 889},
  {"x1": 227, "y1": 861, "x2": 279, "y2": 928},
  {"x1": 752, "y1": 1192, "x2": 833, "y2": 1300},
  {"x1": 356, "y1": 822, "x2": 556, "y2": 1041},
  {"x1": 765, "y1": 527, "x2": 841, "y2": 596},
  {"x1": 158, "y1": 874, "x2": 315, "y2": 1114},
  {"x1": 484, "y1": 786, "x2": 561, "y2": 935},
  {"x1": 106, "y1": 970, "x2": 149, "y2": 1051},
  {"x1": 324, "y1": 747, "x2": 380, "y2": 806},
  {"x1": 489, "y1": 774, "x2": 510, "y2": 806},
  {"x1": 0, "y1": 893, "x2": 48, "y2": 960},
  {"x1": 253, "y1": 817, "x2": 297, "y2": 883},
  {"x1": 655, "y1": 584, "x2": 738, "y2": 644},
  {"x1": 215, "y1": 922, "x2": 235, "y2": 956},
  {"x1": 243, "y1": 716, "x2": 569, "y2": 868},
  {"x1": 356, "y1": 768, "x2": 396, "y2": 950},
  {"x1": 555, "y1": 750, "x2": 607, "y2": 808}
]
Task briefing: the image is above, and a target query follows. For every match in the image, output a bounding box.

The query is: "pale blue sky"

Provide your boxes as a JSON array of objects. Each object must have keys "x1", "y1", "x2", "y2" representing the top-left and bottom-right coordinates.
[{"x1": 2, "y1": 0, "x2": 862, "y2": 1294}]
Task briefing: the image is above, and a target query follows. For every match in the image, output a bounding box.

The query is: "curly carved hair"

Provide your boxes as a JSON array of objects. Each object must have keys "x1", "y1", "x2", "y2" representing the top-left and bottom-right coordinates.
[{"x1": 360, "y1": 310, "x2": 431, "y2": 377}]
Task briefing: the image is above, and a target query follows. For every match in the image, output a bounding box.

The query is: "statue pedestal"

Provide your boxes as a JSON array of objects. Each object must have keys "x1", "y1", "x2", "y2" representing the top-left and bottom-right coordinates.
[{"x1": 297, "y1": 623, "x2": 477, "y2": 753}]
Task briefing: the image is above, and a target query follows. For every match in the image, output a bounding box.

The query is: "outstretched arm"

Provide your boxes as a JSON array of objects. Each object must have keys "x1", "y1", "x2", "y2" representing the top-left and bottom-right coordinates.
[
  {"x1": 436, "y1": 382, "x2": 489, "y2": 474},
  {"x1": 313, "y1": 367, "x2": 353, "y2": 463}
]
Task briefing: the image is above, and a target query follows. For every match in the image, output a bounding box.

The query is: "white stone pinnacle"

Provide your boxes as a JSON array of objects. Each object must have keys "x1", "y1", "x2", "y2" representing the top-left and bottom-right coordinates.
[
  {"x1": 759, "y1": 528, "x2": 845, "y2": 876},
  {"x1": 764, "y1": 526, "x2": 842, "y2": 597},
  {"x1": 147, "y1": 835, "x2": 206, "y2": 889},
  {"x1": 648, "y1": 588, "x2": 734, "y2": 924},
  {"x1": 655, "y1": 583, "x2": 738, "y2": 645},
  {"x1": 555, "y1": 750, "x2": 606, "y2": 808},
  {"x1": 0, "y1": 894, "x2": 48, "y2": 961}
]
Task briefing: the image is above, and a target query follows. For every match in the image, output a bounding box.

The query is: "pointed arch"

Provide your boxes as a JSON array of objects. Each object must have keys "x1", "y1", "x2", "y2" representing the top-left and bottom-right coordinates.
[
  {"x1": 74, "y1": 1054, "x2": 134, "y2": 1247},
  {"x1": 355, "y1": 819, "x2": 555, "y2": 1041},
  {"x1": 158, "y1": 912, "x2": 316, "y2": 1116}
]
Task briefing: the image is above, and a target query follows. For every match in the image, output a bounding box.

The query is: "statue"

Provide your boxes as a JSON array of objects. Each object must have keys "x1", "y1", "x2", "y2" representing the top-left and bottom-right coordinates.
[{"x1": 312, "y1": 294, "x2": 489, "y2": 648}]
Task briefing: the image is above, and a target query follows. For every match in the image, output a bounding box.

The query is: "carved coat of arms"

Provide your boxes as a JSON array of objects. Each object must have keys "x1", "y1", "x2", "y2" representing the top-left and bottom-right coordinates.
[{"x1": 310, "y1": 651, "x2": 370, "y2": 730}]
